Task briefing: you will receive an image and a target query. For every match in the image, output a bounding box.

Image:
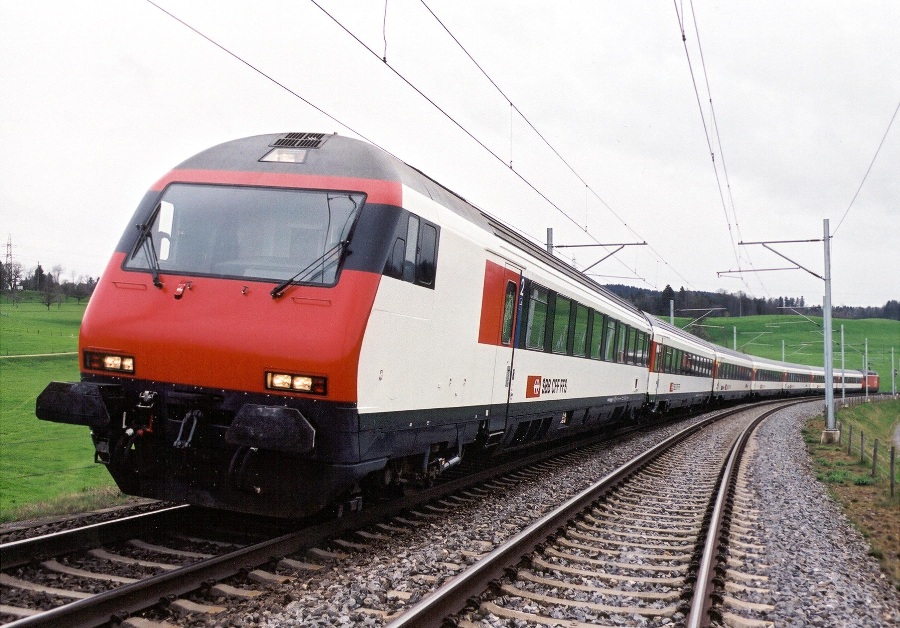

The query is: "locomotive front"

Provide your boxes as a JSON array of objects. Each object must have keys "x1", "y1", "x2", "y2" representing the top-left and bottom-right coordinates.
[{"x1": 37, "y1": 133, "x2": 401, "y2": 517}]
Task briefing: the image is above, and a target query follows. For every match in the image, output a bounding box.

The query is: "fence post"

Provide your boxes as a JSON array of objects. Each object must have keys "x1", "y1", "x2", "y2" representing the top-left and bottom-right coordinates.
[
  {"x1": 848, "y1": 424, "x2": 853, "y2": 456},
  {"x1": 837, "y1": 421, "x2": 842, "y2": 444},
  {"x1": 872, "y1": 439, "x2": 878, "y2": 477},
  {"x1": 891, "y1": 446, "x2": 896, "y2": 498}
]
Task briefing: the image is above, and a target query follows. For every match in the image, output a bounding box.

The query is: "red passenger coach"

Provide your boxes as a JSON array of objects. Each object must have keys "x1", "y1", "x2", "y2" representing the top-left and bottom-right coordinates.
[{"x1": 864, "y1": 371, "x2": 880, "y2": 394}]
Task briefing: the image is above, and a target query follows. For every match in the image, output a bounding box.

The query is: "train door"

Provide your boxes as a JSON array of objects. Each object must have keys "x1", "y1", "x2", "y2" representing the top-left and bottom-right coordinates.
[{"x1": 479, "y1": 255, "x2": 523, "y2": 442}]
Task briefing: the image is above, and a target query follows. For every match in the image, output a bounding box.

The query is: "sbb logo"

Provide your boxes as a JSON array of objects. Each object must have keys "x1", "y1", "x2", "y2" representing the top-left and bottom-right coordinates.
[{"x1": 526, "y1": 375, "x2": 542, "y2": 398}]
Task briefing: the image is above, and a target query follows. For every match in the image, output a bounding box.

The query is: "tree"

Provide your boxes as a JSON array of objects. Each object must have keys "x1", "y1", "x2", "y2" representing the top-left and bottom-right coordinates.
[
  {"x1": 3, "y1": 261, "x2": 24, "y2": 292},
  {"x1": 884, "y1": 300, "x2": 900, "y2": 321},
  {"x1": 660, "y1": 285, "x2": 676, "y2": 315},
  {"x1": 33, "y1": 264, "x2": 46, "y2": 291},
  {"x1": 41, "y1": 286, "x2": 62, "y2": 310}
]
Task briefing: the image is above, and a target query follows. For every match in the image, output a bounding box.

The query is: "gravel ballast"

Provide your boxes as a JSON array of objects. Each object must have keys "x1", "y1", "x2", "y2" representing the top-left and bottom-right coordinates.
[{"x1": 746, "y1": 402, "x2": 899, "y2": 627}]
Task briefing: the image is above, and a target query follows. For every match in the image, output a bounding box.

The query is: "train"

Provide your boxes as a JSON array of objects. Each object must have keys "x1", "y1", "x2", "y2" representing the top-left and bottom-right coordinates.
[{"x1": 36, "y1": 132, "x2": 880, "y2": 518}]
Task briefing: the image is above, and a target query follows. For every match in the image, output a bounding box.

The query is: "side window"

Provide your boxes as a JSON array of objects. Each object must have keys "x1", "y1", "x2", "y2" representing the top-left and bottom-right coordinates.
[
  {"x1": 384, "y1": 235, "x2": 405, "y2": 278},
  {"x1": 603, "y1": 317, "x2": 617, "y2": 362},
  {"x1": 416, "y1": 222, "x2": 438, "y2": 286},
  {"x1": 383, "y1": 212, "x2": 439, "y2": 288},
  {"x1": 551, "y1": 296, "x2": 571, "y2": 354},
  {"x1": 590, "y1": 312, "x2": 604, "y2": 359},
  {"x1": 573, "y1": 304, "x2": 589, "y2": 357},
  {"x1": 525, "y1": 285, "x2": 549, "y2": 350},
  {"x1": 403, "y1": 215, "x2": 419, "y2": 282},
  {"x1": 500, "y1": 281, "x2": 517, "y2": 346},
  {"x1": 622, "y1": 326, "x2": 633, "y2": 364},
  {"x1": 616, "y1": 322, "x2": 627, "y2": 363}
]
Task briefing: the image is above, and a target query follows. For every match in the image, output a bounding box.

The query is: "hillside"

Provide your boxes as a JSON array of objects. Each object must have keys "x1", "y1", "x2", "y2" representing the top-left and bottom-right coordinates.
[{"x1": 671, "y1": 314, "x2": 898, "y2": 382}]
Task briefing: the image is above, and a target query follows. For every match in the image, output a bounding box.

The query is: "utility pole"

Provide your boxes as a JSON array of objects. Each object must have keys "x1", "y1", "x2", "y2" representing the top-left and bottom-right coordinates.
[
  {"x1": 840, "y1": 325, "x2": 845, "y2": 403},
  {"x1": 545, "y1": 227, "x2": 646, "y2": 273},
  {"x1": 822, "y1": 219, "x2": 835, "y2": 436},
  {"x1": 864, "y1": 338, "x2": 869, "y2": 401},
  {"x1": 670, "y1": 300, "x2": 674, "y2": 326},
  {"x1": 730, "y1": 218, "x2": 837, "y2": 442},
  {"x1": 892, "y1": 347, "x2": 896, "y2": 396}
]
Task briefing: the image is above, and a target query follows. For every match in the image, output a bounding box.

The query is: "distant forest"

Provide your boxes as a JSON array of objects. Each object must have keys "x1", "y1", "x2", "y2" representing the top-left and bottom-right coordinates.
[{"x1": 604, "y1": 284, "x2": 900, "y2": 322}]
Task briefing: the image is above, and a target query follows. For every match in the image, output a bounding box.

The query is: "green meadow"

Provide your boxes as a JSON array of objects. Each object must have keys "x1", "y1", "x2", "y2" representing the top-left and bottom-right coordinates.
[
  {"x1": 0, "y1": 293, "x2": 897, "y2": 522},
  {"x1": 0, "y1": 297, "x2": 123, "y2": 522}
]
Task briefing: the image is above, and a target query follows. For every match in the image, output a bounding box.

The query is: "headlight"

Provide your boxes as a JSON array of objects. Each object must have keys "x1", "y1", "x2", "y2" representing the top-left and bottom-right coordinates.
[
  {"x1": 266, "y1": 371, "x2": 327, "y2": 395},
  {"x1": 84, "y1": 351, "x2": 135, "y2": 373}
]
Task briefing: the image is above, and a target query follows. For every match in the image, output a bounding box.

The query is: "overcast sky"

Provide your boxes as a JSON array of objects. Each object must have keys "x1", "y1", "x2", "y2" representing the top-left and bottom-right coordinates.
[{"x1": 1, "y1": 1, "x2": 898, "y2": 308}]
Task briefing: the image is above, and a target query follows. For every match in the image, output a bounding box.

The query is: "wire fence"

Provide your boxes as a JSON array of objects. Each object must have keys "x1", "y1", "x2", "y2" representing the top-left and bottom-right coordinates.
[{"x1": 838, "y1": 419, "x2": 898, "y2": 498}]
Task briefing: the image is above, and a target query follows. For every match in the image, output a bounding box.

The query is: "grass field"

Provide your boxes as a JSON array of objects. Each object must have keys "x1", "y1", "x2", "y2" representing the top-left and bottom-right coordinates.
[
  {"x1": 0, "y1": 297, "x2": 124, "y2": 522},
  {"x1": 0, "y1": 299, "x2": 83, "y2": 356}
]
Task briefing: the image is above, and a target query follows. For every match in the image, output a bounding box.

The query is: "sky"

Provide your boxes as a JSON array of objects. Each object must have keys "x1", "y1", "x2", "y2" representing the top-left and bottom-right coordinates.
[{"x1": 1, "y1": 1, "x2": 898, "y2": 308}]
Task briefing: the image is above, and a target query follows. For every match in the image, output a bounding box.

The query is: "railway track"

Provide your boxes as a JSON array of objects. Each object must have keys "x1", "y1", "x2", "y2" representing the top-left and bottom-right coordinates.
[
  {"x1": 388, "y1": 400, "x2": 800, "y2": 627},
  {"x1": 0, "y1": 414, "x2": 670, "y2": 627}
]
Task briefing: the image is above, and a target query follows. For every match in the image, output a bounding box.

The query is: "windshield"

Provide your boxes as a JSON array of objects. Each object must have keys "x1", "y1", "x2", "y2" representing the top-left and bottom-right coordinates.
[{"x1": 125, "y1": 184, "x2": 363, "y2": 285}]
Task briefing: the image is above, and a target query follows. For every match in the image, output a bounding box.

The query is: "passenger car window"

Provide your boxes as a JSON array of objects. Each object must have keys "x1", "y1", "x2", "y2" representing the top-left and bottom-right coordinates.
[
  {"x1": 603, "y1": 318, "x2": 617, "y2": 362},
  {"x1": 551, "y1": 296, "x2": 571, "y2": 354},
  {"x1": 501, "y1": 281, "x2": 517, "y2": 346},
  {"x1": 403, "y1": 216, "x2": 419, "y2": 282},
  {"x1": 573, "y1": 304, "x2": 589, "y2": 357},
  {"x1": 525, "y1": 285, "x2": 549, "y2": 350},
  {"x1": 416, "y1": 223, "x2": 438, "y2": 286}
]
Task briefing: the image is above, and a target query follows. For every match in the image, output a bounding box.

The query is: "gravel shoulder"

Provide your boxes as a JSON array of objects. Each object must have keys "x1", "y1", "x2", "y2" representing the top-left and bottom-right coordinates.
[{"x1": 748, "y1": 401, "x2": 900, "y2": 627}]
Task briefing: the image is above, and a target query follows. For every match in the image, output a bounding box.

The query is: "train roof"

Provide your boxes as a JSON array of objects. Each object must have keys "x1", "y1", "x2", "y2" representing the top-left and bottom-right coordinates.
[
  {"x1": 648, "y1": 316, "x2": 717, "y2": 350},
  {"x1": 713, "y1": 345, "x2": 756, "y2": 364}
]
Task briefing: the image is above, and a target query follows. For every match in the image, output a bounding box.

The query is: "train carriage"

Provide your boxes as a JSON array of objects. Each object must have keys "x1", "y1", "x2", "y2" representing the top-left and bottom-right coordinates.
[
  {"x1": 809, "y1": 365, "x2": 828, "y2": 394},
  {"x1": 646, "y1": 318, "x2": 716, "y2": 412},
  {"x1": 750, "y1": 355, "x2": 786, "y2": 398},
  {"x1": 783, "y1": 363, "x2": 814, "y2": 396},
  {"x1": 712, "y1": 347, "x2": 755, "y2": 403},
  {"x1": 834, "y1": 370, "x2": 864, "y2": 395},
  {"x1": 863, "y1": 370, "x2": 880, "y2": 394}
]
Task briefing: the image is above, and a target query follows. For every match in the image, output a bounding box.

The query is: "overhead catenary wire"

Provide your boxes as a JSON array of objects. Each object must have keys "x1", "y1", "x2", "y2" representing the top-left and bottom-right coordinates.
[
  {"x1": 307, "y1": 2, "x2": 592, "y2": 247},
  {"x1": 672, "y1": 1, "x2": 741, "y2": 270},
  {"x1": 143, "y1": 0, "x2": 380, "y2": 151},
  {"x1": 418, "y1": 0, "x2": 695, "y2": 290},
  {"x1": 833, "y1": 98, "x2": 900, "y2": 236},
  {"x1": 683, "y1": 0, "x2": 772, "y2": 301}
]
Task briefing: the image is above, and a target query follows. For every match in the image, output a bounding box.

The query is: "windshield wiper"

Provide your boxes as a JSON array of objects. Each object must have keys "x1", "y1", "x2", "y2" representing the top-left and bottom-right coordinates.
[
  {"x1": 133, "y1": 214, "x2": 163, "y2": 289},
  {"x1": 270, "y1": 240, "x2": 347, "y2": 299},
  {"x1": 271, "y1": 193, "x2": 360, "y2": 299}
]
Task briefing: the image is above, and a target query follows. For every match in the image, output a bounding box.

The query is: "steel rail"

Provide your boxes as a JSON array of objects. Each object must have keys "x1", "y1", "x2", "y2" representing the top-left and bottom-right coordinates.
[
  {"x1": 686, "y1": 399, "x2": 808, "y2": 626},
  {"x1": 0, "y1": 505, "x2": 190, "y2": 569},
  {"x1": 387, "y1": 399, "x2": 805, "y2": 628},
  {"x1": 386, "y1": 405, "x2": 746, "y2": 628}
]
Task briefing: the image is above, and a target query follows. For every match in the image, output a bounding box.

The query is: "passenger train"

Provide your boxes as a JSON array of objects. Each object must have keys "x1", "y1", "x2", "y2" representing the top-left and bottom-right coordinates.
[{"x1": 37, "y1": 133, "x2": 880, "y2": 517}]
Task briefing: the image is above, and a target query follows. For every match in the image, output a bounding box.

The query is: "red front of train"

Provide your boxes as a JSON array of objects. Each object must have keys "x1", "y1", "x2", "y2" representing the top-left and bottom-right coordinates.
[{"x1": 36, "y1": 133, "x2": 408, "y2": 517}]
